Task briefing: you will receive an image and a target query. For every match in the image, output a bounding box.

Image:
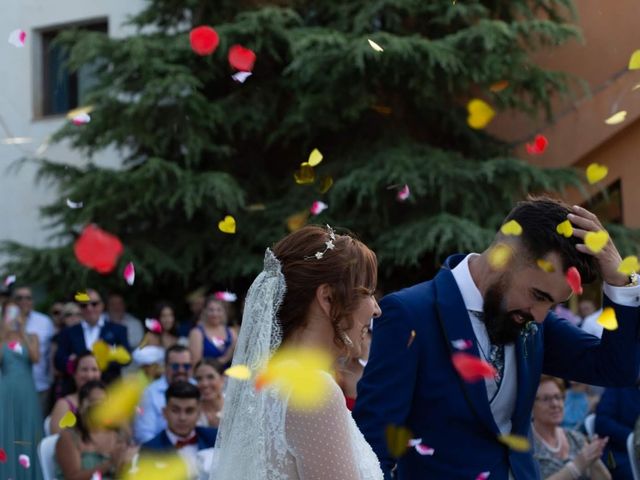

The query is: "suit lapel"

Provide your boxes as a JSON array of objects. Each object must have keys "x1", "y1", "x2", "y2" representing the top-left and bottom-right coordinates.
[
  {"x1": 511, "y1": 322, "x2": 543, "y2": 433},
  {"x1": 434, "y1": 262, "x2": 500, "y2": 436}
]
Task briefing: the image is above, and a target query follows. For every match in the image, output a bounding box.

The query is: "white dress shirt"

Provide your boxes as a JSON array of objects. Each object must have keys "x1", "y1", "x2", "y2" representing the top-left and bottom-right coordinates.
[
  {"x1": 81, "y1": 317, "x2": 106, "y2": 350},
  {"x1": 25, "y1": 311, "x2": 55, "y2": 392}
]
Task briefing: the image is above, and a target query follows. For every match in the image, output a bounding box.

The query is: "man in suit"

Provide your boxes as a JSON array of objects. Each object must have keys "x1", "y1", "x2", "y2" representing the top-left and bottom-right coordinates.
[
  {"x1": 142, "y1": 381, "x2": 217, "y2": 478},
  {"x1": 354, "y1": 198, "x2": 640, "y2": 480},
  {"x1": 54, "y1": 288, "x2": 130, "y2": 384}
]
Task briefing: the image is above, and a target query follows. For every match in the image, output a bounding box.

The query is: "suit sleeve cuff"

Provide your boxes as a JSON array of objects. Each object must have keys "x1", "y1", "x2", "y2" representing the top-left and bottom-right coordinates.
[{"x1": 603, "y1": 282, "x2": 640, "y2": 307}]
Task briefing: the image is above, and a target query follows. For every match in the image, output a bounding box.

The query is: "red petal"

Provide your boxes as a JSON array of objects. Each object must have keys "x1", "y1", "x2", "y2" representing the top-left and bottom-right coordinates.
[
  {"x1": 189, "y1": 26, "x2": 219, "y2": 56},
  {"x1": 0, "y1": 448, "x2": 6, "y2": 463},
  {"x1": 535, "y1": 134, "x2": 548, "y2": 152},
  {"x1": 566, "y1": 267, "x2": 583, "y2": 295},
  {"x1": 228, "y1": 45, "x2": 256, "y2": 72},
  {"x1": 73, "y1": 225, "x2": 123, "y2": 274},
  {"x1": 452, "y1": 352, "x2": 496, "y2": 382}
]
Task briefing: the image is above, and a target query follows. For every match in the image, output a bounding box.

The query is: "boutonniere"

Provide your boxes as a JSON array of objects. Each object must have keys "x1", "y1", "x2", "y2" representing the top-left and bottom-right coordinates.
[{"x1": 520, "y1": 321, "x2": 538, "y2": 358}]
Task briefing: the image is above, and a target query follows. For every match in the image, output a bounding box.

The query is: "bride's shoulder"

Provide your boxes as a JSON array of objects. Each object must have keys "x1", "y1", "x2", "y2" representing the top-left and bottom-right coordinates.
[{"x1": 286, "y1": 371, "x2": 348, "y2": 418}]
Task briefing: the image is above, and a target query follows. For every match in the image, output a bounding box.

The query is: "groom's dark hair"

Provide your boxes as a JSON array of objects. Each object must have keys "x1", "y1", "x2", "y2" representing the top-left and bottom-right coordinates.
[{"x1": 499, "y1": 196, "x2": 599, "y2": 284}]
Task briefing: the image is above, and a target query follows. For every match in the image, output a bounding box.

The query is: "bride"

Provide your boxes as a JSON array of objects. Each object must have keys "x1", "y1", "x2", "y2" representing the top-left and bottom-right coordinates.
[{"x1": 213, "y1": 225, "x2": 383, "y2": 479}]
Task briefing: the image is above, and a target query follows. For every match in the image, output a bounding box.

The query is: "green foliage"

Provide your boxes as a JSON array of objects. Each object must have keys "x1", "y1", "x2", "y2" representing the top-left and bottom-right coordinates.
[{"x1": 4, "y1": 0, "x2": 632, "y2": 308}]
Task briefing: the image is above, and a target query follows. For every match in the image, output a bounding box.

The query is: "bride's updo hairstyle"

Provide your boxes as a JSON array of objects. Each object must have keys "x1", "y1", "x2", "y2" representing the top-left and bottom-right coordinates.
[{"x1": 272, "y1": 225, "x2": 377, "y2": 349}]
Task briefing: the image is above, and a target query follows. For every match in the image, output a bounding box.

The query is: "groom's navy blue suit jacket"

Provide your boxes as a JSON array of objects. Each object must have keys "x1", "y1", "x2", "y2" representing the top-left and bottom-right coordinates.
[{"x1": 354, "y1": 255, "x2": 640, "y2": 480}]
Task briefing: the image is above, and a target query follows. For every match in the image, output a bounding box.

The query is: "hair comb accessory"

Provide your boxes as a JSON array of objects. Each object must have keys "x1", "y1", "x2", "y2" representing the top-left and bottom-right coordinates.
[{"x1": 305, "y1": 224, "x2": 336, "y2": 260}]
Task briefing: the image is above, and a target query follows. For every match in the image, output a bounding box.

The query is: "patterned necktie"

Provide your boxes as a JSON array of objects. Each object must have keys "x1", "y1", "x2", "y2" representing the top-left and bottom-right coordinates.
[{"x1": 469, "y1": 311, "x2": 505, "y2": 385}]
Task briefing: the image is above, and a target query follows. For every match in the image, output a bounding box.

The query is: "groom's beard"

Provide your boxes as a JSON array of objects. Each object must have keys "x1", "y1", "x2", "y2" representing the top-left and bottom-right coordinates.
[{"x1": 482, "y1": 280, "x2": 534, "y2": 346}]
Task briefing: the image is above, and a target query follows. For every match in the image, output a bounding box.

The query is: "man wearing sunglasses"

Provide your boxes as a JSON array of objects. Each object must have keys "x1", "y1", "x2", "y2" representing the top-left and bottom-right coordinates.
[
  {"x1": 134, "y1": 345, "x2": 195, "y2": 444},
  {"x1": 13, "y1": 286, "x2": 56, "y2": 415},
  {"x1": 54, "y1": 289, "x2": 130, "y2": 384}
]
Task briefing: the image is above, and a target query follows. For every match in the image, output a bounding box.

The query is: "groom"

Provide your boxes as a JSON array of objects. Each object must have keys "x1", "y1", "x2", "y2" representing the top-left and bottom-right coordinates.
[{"x1": 354, "y1": 197, "x2": 640, "y2": 479}]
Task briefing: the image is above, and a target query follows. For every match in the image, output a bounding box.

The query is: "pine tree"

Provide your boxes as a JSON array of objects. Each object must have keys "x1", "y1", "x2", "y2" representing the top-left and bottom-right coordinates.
[{"x1": 3, "y1": 0, "x2": 634, "y2": 308}]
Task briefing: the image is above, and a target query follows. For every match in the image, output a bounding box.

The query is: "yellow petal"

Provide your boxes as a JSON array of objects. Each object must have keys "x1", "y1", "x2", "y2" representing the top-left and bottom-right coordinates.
[
  {"x1": 65, "y1": 105, "x2": 94, "y2": 120},
  {"x1": 58, "y1": 410, "x2": 77, "y2": 429},
  {"x1": 629, "y1": 50, "x2": 640, "y2": 70},
  {"x1": 467, "y1": 99, "x2": 495, "y2": 130},
  {"x1": 317, "y1": 175, "x2": 334, "y2": 194},
  {"x1": 109, "y1": 346, "x2": 131, "y2": 365},
  {"x1": 499, "y1": 434, "x2": 531, "y2": 452},
  {"x1": 286, "y1": 210, "x2": 310, "y2": 232},
  {"x1": 385, "y1": 424, "x2": 413, "y2": 458},
  {"x1": 537, "y1": 259, "x2": 555, "y2": 273},
  {"x1": 308, "y1": 148, "x2": 323, "y2": 167},
  {"x1": 500, "y1": 220, "x2": 523, "y2": 236},
  {"x1": 605, "y1": 111, "x2": 627, "y2": 125},
  {"x1": 586, "y1": 163, "x2": 609, "y2": 185},
  {"x1": 218, "y1": 215, "x2": 236, "y2": 234},
  {"x1": 488, "y1": 243, "x2": 513, "y2": 271},
  {"x1": 618, "y1": 256, "x2": 640, "y2": 276},
  {"x1": 224, "y1": 364, "x2": 251, "y2": 380},
  {"x1": 584, "y1": 230, "x2": 609, "y2": 254},
  {"x1": 92, "y1": 340, "x2": 111, "y2": 371},
  {"x1": 597, "y1": 307, "x2": 618, "y2": 331},
  {"x1": 121, "y1": 453, "x2": 189, "y2": 480},
  {"x1": 556, "y1": 220, "x2": 574, "y2": 238},
  {"x1": 90, "y1": 373, "x2": 148, "y2": 429},
  {"x1": 74, "y1": 292, "x2": 90, "y2": 302},
  {"x1": 293, "y1": 163, "x2": 316, "y2": 185},
  {"x1": 489, "y1": 80, "x2": 509, "y2": 93},
  {"x1": 368, "y1": 39, "x2": 384, "y2": 52}
]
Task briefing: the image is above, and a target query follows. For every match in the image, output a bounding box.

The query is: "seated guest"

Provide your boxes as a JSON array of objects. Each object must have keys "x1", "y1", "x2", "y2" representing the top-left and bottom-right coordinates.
[
  {"x1": 533, "y1": 375, "x2": 611, "y2": 480},
  {"x1": 562, "y1": 382, "x2": 600, "y2": 431},
  {"x1": 595, "y1": 386, "x2": 640, "y2": 479},
  {"x1": 132, "y1": 345, "x2": 165, "y2": 382},
  {"x1": 105, "y1": 293, "x2": 144, "y2": 349},
  {"x1": 193, "y1": 359, "x2": 225, "y2": 428},
  {"x1": 55, "y1": 289, "x2": 130, "y2": 384},
  {"x1": 142, "y1": 302, "x2": 179, "y2": 349},
  {"x1": 55, "y1": 380, "x2": 137, "y2": 479},
  {"x1": 188, "y1": 296, "x2": 237, "y2": 368},
  {"x1": 134, "y1": 345, "x2": 193, "y2": 444},
  {"x1": 50, "y1": 351, "x2": 101, "y2": 434}
]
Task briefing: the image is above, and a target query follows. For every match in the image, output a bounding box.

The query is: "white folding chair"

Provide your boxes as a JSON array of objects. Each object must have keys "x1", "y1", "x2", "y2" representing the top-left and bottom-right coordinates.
[
  {"x1": 627, "y1": 433, "x2": 640, "y2": 480},
  {"x1": 584, "y1": 413, "x2": 596, "y2": 439},
  {"x1": 38, "y1": 434, "x2": 59, "y2": 480},
  {"x1": 43, "y1": 415, "x2": 51, "y2": 437}
]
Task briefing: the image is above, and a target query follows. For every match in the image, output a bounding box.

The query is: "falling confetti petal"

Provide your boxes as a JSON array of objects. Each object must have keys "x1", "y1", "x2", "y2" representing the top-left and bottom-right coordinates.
[
  {"x1": 476, "y1": 472, "x2": 491, "y2": 480},
  {"x1": 8, "y1": 341, "x2": 22, "y2": 354},
  {"x1": 566, "y1": 267, "x2": 583, "y2": 295},
  {"x1": 368, "y1": 39, "x2": 384, "y2": 52},
  {"x1": 414, "y1": 444, "x2": 435, "y2": 456},
  {"x1": 254, "y1": 346, "x2": 333, "y2": 410},
  {"x1": 145, "y1": 318, "x2": 162, "y2": 333},
  {"x1": 71, "y1": 113, "x2": 91, "y2": 125},
  {"x1": 525, "y1": 135, "x2": 548, "y2": 156},
  {"x1": 371, "y1": 104, "x2": 392, "y2": 115},
  {"x1": 318, "y1": 175, "x2": 334, "y2": 193},
  {"x1": 74, "y1": 225, "x2": 123, "y2": 274},
  {"x1": 189, "y1": 26, "x2": 219, "y2": 56},
  {"x1": 385, "y1": 425, "x2": 412, "y2": 458},
  {"x1": 18, "y1": 454, "x2": 30, "y2": 469},
  {"x1": 214, "y1": 291, "x2": 237, "y2": 302},
  {"x1": 597, "y1": 307, "x2": 618, "y2": 331},
  {"x1": 92, "y1": 340, "x2": 131, "y2": 371},
  {"x1": 8, "y1": 29, "x2": 26, "y2": 48},
  {"x1": 498, "y1": 434, "x2": 531, "y2": 452},
  {"x1": 310, "y1": 201, "x2": 328, "y2": 216},
  {"x1": 618, "y1": 256, "x2": 640, "y2": 275},
  {"x1": 294, "y1": 163, "x2": 316, "y2": 185},
  {"x1": 228, "y1": 45, "x2": 256, "y2": 72},
  {"x1": 584, "y1": 231, "x2": 609, "y2": 254},
  {"x1": 121, "y1": 453, "x2": 188, "y2": 480},
  {"x1": 4, "y1": 275, "x2": 16, "y2": 287},
  {"x1": 124, "y1": 262, "x2": 135, "y2": 286},
  {"x1": 90, "y1": 373, "x2": 147, "y2": 429},
  {"x1": 232, "y1": 71, "x2": 252, "y2": 83},
  {"x1": 286, "y1": 210, "x2": 310, "y2": 232},
  {"x1": 75, "y1": 291, "x2": 90, "y2": 302},
  {"x1": 452, "y1": 352, "x2": 496, "y2": 382},
  {"x1": 0, "y1": 448, "x2": 6, "y2": 463},
  {"x1": 308, "y1": 149, "x2": 323, "y2": 167},
  {"x1": 488, "y1": 243, "x2": 513, "y2": 270},
  {"x1": 66, "y1": 198, "x2": 83, "y2": 209},
  {"x1": 500, "y1": 220, "x2": 523, "y2": 236},
  {"x1": 605, "y1": 111, "x2": 627, "y2": 125},
  {"x1": 629, "y1": 50, "x2": 640, "y2": 70},
  {"x1": 218, "y1": 215, "x2": 236, "y2": 234},
  {"x1": 489, "y1": 80, "x2": 509, "y2": 92},
  {"x1": 407, "y1": 330, "x2": 416, "y2": 348},
  {"x1": 397, "y1": 184, "x2": 410, "y2": 202},
  {"x1": 224, "y1": 364, "x2": 251, "y2": 380},
  {"x1": 586, "y1": 163, "x2": 609, "y2": 184},
  {"x1": 556, "y1": 220, "x2": 573, "y2": 238},
  {"x1": 537, "y1": 259, "x2": 555, "y2": 273},
  {"x1": 59, "y1": 411, "x2": 77, "y2": 429},
  {"x1": 451, "y1": 339, "x2": 473, "y2": 350},
  {"x1": 467, "y1": 99, "x2": 495, "y2": 130},
  {"x1": 91, "y1": 471, "x2": 103, "y2": 480}
]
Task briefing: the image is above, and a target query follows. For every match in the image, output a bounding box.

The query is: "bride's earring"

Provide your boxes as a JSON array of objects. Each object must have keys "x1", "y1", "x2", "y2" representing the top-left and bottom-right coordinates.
[{"x1": 340, "y1": 331, "x2": 354, "y2": 348}]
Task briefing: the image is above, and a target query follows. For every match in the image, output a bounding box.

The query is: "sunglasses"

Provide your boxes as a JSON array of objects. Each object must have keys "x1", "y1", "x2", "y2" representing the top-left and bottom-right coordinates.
[
  {"x1": 63, "y1": 312, "x2": 80, "y2": 318},
  {"x1": 170, "y1": 363, "x2": 192, "y2": 372},
  {"x1": 14, "y1": 295, "x2": 32, "y2": 301},
  {"x1": 80, "y1": 301, "x2": 101, "y2": 309},
  {"x1": 51, "y1": 309, "x2": 63, "y2": 316}
]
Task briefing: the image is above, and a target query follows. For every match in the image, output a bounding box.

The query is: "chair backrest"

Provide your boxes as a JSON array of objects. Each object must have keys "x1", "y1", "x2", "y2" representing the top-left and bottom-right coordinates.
[
  {"x1": 43, "y1": 415, "x2": 51, "y2": 437},
  {"x1": 584, "y1": 413, "x2": 596, "y2": 439},
  {"x1": 38, "y1": 434, "x2": 59, "y2": 480},
  {"x1": 627, "y1": 433, "x2": 640, "y2": 480}
]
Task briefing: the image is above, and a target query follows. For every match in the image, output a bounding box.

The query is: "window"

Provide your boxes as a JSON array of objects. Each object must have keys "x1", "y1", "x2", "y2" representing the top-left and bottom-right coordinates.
[{"x1": 40, "y1": 20, "x2": 107, "y2": 117}]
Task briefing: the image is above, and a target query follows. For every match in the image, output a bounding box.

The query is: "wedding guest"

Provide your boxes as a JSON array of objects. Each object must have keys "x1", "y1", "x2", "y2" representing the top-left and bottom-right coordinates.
[
  {"x1": 562, "y1": 382, "x2": 600, "y2": 431},
  {"x1": 50, "y1": 302, "x2": 84, "y2": 402},
  {"x1": 106, "y1": 293, "x2": 144, "y2": 349},
  {"x1": 0, "y1": 298, "x2": 44, "y2": 480},
  {"x1": 132, "y1": 345, "x2": 165, "y2": 382},
  {"x1": 49, "y1": 351, "x2": 101, "y2": 434},
  {"x1": 49, "y1": 301, "x2": 66, "y2": 331},
  {"x1": 188, "y1": 297, "x2": 236, "y2": 368},
  {"x1": 532, "y1": 375, "x2": 610, "y2": 479},
  {"x1": 179, "y1": 288, "x2": 206, "y2": 337},
  {"x1": 55, "y1": 380, "x2": 137, "y2": 479},
  {"x1": 142, "y1": 302, "x2": 179, "y2": 349},
  {"x1": 193, "y1": 359, "x2": 225, "y2": 428}
]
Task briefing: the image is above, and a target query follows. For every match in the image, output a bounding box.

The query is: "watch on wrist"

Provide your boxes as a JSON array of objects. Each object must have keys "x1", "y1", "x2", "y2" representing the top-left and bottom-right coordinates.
[{"x1": 626, "y1": 272, "x2": 639, "y2": 287}]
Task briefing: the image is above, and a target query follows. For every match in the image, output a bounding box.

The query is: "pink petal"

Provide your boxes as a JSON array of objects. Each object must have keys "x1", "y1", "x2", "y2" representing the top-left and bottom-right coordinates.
[
  {"x1": 91, "y1": 471, "x2": 103, "y2": 480},
  {"x1": 18, "y1": 454, "x2": 30, "y2": 469},
  {"x1": 232, "y1": 71, "x2": 252, "y2": 83},
  {"x1": 414, "y1": 444, "x2": 435, "y2": 456},
  {"x1": 4, "y1": 275, "x2": 16, "y2": 287},
  {"x1": 124, "y1": 262, "x2": 135, "y2": 286},
  {"x1": 214, "y1": 291, "x2": 237, "y2": 302},
  {"x1": 71, "y1": 112, "x2": 91, "y2": 125},
  {"x1": 397, "y1": 184, "x2": 410, "y2": 201},
  {"x1": 476, "y1": 472, "x2": 491, "y2": 480},
  {"x1": 145, "y1": 318, "x2": 162, "y2": 334},
  {"x1": 407, "y1": 438, "x2": 422, "y2": 447},
  {"x1": 310, "y1": 201, "x2": 328, "y2": 216},
  {"x1": 8, "y1": 29, "x2": 26, "y2": 47},
  {"x1": 212, "y1": 336, "x2": 226, "y2": 349},
  {"x1": 7, "y1": 341, "x2": 22, "y2": 354},
  {"x1": 451, "y1": 339, "x2": 473, "y2": 350}
]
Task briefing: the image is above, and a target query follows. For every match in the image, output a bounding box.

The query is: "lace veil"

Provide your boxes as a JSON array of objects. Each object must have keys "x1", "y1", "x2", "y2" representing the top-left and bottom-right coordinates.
[{"x1": 212, "y1": 248, "x2": 291, "y2": 479}]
